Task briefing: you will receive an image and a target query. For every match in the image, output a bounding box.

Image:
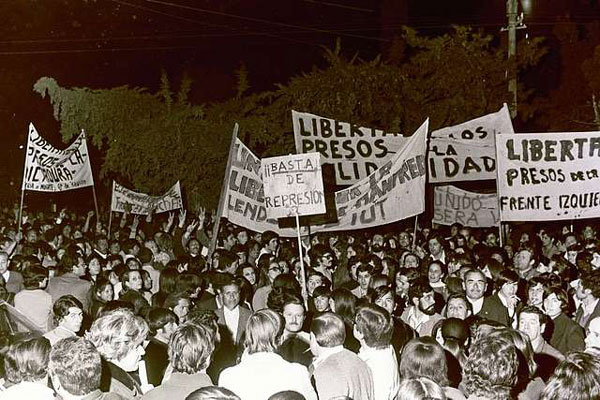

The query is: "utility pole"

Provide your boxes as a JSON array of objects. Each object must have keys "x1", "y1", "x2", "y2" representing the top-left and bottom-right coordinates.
[{"x1": 502, "y1": 0, "x2": 525, "y2": 119}]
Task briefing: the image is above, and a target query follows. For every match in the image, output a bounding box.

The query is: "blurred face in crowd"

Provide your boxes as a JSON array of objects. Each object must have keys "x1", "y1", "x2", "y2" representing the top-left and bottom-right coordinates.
[
  {"x1": 221, "y1": 283, "x2": 241, "y2": 311},
  {"x1": 242, "y1": 266, "x2": 256, "y2": 286},
  {"x1": 576, "y1": 280, "x2": 591, "y2": 301},
  {"x1": 543, "y1": 293, "x2": 563, "y2": 319},
  {"x1": 268, "y1": 238, "x2": 279, "y2": 253},
  {"x1": 118, "y1": 343, "x2": 146, "y2": 372},
  {"x1": 500, "y1": 281, "x2": 518, "y2": 300},
  {"x1": 538, "y1": 230, "x2": 553, "y2": 247},
  {"x1": 399, "y1": 232, "x2": 411, "y2": 249},
  {"x1": 283, "y1": 303, "x2": 305, "y2": 333},
  {"x1": 109, "y1": 242, "x2": 121, "y2": 255},
  {"x1": 527, "y1": 283, "x2": 544, "y2": 308},
  {"x1": 395, "y1": 273, "x2": 410, "y2": 297},
  {"x1": 319, "y1": 252, "x2": 334, "y2": 270},
  {"x1": 237, "y1": 230, "x2": 249, "y2": 245},
  {"x1": 403, "y1": 254, "x2": 419, "y2": 269},
  {"x1": 314, "y1": 295, "x2": 330, "y2": 313},
  {"x1": 97, "y1": 285, "x2": 114, "y2": 302},
  {"x1": 485, "y1": 232, "x2": 498, "y2": 247},
  {"x1": 428, "y1": 262, "x2": 444, "y2": 285},
  {"x1": 126, "y1": 270, "x2": 143, "y2": 291},
  {"x1": 307, "y1": 275, "x2": 323, "y2": 296},
  {"x1": 463, "y1": 270, "x2": 487, "y2": 300},
  {"x1": 375, "y1": 291, "x2": 395, "y2": 315},
  {"x1": 73, "y1": 257, "x2": 87, "y2": 277},
  {"x1": 0, "y1": 253, "x2": 9, "y2": 275},
  {"x1": 371, "y1": 234, "x2": 384, "y2": 252},
  {"x1": 583, "y1": 225, "x2": 596, "y2": 240},
  {"x1": 188, "y1": 239, "x2": 200, "y2": 255},
  {"x1": 428, "y1": 238, "x2": 443, "y2": 257},
  {"x1": 564, "y1": 234, "x2": 578, "y2": 250},
  {"x1": 267, "y1": 262, "x2": 282, "y2": 283},
  {"x1": 585, "y1": 318, "x2": 600, "y2": 349},
  {"x1": 358, "y1": 271, "x2": 372, "y2": 291},
  {"x1": 173, "y1": 298, "x2": 190, "y2": 323},
  {"x1": 446, "y1": 297, "x2": 470, "y2": 320},
  {"x1": 519, "y1": 312, "x2": 543, "y2": 343},
  {"x1": 417, "y1": 291, "x2": 436, "y2": 315},
  {"x1": 89, "y1": 257, "x2": 102, "y2": 276},
  {"x1": 62, "y1": 306, "x2": 83, "y2": 333},
  {"x1": 513, "y1": 249, "x2": 534, "y2": 272}
]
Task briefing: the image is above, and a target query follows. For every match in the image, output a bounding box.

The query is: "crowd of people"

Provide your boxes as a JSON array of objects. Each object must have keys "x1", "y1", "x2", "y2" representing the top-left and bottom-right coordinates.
[{"x1": 1, "y1": 204, "x2": 600, "y2": 399}]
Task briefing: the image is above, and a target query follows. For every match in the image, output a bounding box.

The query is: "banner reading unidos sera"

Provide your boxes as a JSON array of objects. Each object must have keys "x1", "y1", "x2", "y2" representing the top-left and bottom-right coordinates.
[
  {"x1": 433, "y1": 185, "x2": 499, "y2": 228},
  {"x1": 22, "y1": 123, "x2": 94, "y2": 192},
  {"x1": 496, "y1": 131, "x2": 600, "y2": 221},
  {"x1": 292, "y1": 110, "x2": 409, "y2": 185},
  {"x1": 429, "y1": 104, "x2": 514, "y2": 183},
  {"x1": 111, "y1": 181, "x2": 183, "y2": 215}
]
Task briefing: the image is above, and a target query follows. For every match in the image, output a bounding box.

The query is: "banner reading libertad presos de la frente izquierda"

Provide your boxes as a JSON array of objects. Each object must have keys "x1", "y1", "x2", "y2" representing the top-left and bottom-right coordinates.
[
  {"x1": 22, "y1": 123, "x2": 94, "y2": 192},
  {"x1": 496, "y1": 131, "x2": 600, "y2": 221}
]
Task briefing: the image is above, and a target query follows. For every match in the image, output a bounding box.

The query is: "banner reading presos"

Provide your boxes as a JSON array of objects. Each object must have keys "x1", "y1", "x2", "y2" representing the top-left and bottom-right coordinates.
[
  {"x1": 262, "y1": 153, "x2": 325, "y2": 219},
  {"x1": 22, "y1": 123, "x2": 94, "y2": 192},
  {"x1": 496, "y1": 131, "x2": 600, "y2": 221},
  {"x1": 292, "y1": 110, "x2": 409, "y2": 185},
  {"x1": 111, "y1": 181, "x2": 183, "y2": 215},
  {"x1": 224, "y1": 138, "x2": 298, "y2": 237},
  {"x1": 433, "y1": 185, "x2": 499, "y2": 228},
  {"x1": 429, "y1": 104, "x2": 514, "y2": 183},
  {"x1": 312, "y1": 119, "x2": 429, "y2": 233}
]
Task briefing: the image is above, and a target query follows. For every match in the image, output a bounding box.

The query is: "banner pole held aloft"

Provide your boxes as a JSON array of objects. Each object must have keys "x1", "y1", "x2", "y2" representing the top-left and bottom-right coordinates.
[{"x1": 295, "y1": 211, "x2": 308, "y2": 309}]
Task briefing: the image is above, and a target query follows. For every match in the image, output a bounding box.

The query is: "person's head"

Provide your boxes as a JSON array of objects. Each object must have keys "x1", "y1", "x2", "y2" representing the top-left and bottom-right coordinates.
[
  {"x1": 427, "y1": 261, "x2": 446, "y2": 285},
  {"x1": 164, "y1": 292, "x2": 191, "y2": 323},
  {"x1": 518, "y1": 305, "x2": 547, "y2": 343},
  {"x1": 356, "y1": 264, "x2": 373, "y2": 290},
  {"x1": 490, "y1": 328, "x2": 538, "y2": 379},
  {"x1": 3, "y1": 336, "x2": 50, "y2": 384},
  {"x1": 169, "y1": 322, "x2": 215, "y2": 374},
  {"x1": 586, "y1": 317, "x2": 600, "y2": 350},
  {"x1": 496, "y1": 269, "x2": 519, "y2": 299},
  {"x1": 0, "y1": 251, "x2": 9, "y2": 274},
  {"x1": 121, "y1": 268, "x2": 143, "y2": 292},
  {"x1": 86, "y1": 308, "x2": 149, "y2": 371},
  {"x1": 282, "y1": 292, "x2": 305, "y2": 334},
  {"x1": 22, "y1": 265, "x2": 48, "y2": 290},
  {"x1": 147, "y1": 307, "x2": 178, "y2": 340},
  {"x1": 402, "y1": 252, "x2": 420, "y2": 269},
  {"x1": 216, "y1": 250, "x2": 239, "y2": 275},
  {"x1": 329, "y1": 287, "x2": 356, "y2": 323},
  {"x1": 463, "y1": 268, "x2": 487, "y2": 300},
  {"x1": 306, "y1": 269, "x2": 325, "y2": 295},
  {"x1": 408, "y1": 279, "x2": 435, "y2": 316},
  {"x1": 395, "y1": 267, "x2": 419, "y2": 297},
  {"x1": 399, "y1": 337, "x2": 449, "y2": 386},
  {"x1": 243, "y1": 309, "x2": 283, "y2": 354},
  {"x1": 398, "y1": 231, "x2": 412, "y2": 249},
  {"x1": 513, "y1": 245, "x2": 537, "y2": 273},
  {"x1": 185, "y1": 386, "x2": 241, "y2": 400},
  {"x1": 371, "y1": 285, "x2": 396, "y2": 315},
  {"x1": 577, "y1": 270, "x2": 600, "y2": 301},
  {"x1": 396, "y1": 377, "x2": 446, "y2": 400},
  {"x1": 312, "y1": 285, "x2": 331, "y2": 313},
  {"x1": 543, "y1": 287, "x2": 569, "y2": 319},
  {"x1": 53, "y1": 295, "x2": 84, "y2": 333},
  {"x1": 310, "y1": 244, "x2": 334, "y2": 270},
  {"x1": 267, "y1": 260, "x2": 283, "y2": 283},
  {"x1": 463, "y1": 336, "x2": 518, "y2": 400},
  {"x1": 94, "y1": 279, "x2": 114, "y2": 303},
  {"x1": 353, "y1": 304, "x2": 393, "y2": 349},
  {"x1": 48, "y1": 337, "x2": 102, "y2": 397},
  {"x1": 261, "y1": 230, "x2": 279, "y2": 253},
  {"x1": 310, "y1": 312, "x2": 345, "y2": 355},
  {"x1": 218, "y1": 277, "x2": 241, "y2": 311},
  {"x1": 428, "y1": 234, "x2": 445, "y2": 258},
  {"x1": 445, "y1": 293, "x2": 472, "y2": 320},
  {"x1": 526, "y1": 276, "x2": 546, "y2": 308},
  {"x1": 240, "y1": 263, "x2": 257, "y2": 286},
  {"x1": 541, "y1": 352, "x2": 600, "y2": 400}
]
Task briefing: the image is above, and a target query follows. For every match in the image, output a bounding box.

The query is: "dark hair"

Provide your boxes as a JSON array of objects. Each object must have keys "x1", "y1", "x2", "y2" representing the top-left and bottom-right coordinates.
[
  {"x1": 53, "y1": 295, "x2": 83, "y2": 325},
  {"x1": 541, "y1": 351, "x2": 600, "y2": 400},
  {"x1": 399, "y1": 337, "x2": 449, "y2": 386},
  {"x1": 22, "y1": 265, "x2": 48, "y2": 289},
  {"x1": 495, "y1": 269, "x2": 519, "y2": 290},
  {"x1": 580, "y1": 270, "x2": 600, "y2": 299},
  {"x1": 330, "y1": 288, "x2": 356, "y2": 325},
  {"x1": 147, "y1": 307, "x2": 178, "y2": 336},
  {"x1": 518, "y1": 305, "x2": 548, "y2": 326}
]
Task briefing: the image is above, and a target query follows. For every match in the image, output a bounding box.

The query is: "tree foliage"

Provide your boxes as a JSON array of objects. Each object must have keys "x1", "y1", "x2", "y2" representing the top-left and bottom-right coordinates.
[{"x1": 33, "y1": 27, "x2": 545, "y2": 209}]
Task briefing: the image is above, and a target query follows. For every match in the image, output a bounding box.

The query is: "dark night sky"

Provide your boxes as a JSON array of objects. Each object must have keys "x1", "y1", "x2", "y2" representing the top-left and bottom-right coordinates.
[{"x1": 1, "y1": 0, "x2": 599, "y2": 205}]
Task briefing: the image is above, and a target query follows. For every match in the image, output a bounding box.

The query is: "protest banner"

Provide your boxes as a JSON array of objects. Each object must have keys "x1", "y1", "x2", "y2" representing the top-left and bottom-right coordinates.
[
  {"x1": 292, "y1": 110, "x2": 409, "y2": 185},
  {"x1": 22, "y1": 123, "x2": 94, "y2": 192},
  {"x1": 429, "y1": 104, "x2": 514, "y2": 183},
  {"x1": 311, "y1": 119, "x2": 429, "y2": 232},
  {"x1": 262, "y1": 153, "x2": 325, "y2": 219},
  {"x1": 496, "y1": 131, "x2": 600, "y2": 221},
  {"x1": 433, "y1": 185, "x2": 499, "y2": 228},
  {"x1": 111, "y1": 181, "x2": 183, "y2": 215},
  {"x1": 223, "y1": 136, "x2": 299, "y2": 237}
]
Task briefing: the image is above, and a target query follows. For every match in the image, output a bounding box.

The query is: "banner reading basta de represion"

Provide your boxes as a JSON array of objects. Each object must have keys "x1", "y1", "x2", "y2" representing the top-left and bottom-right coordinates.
[
  {"x1": 496, "y1": 131, "x2": 600, "y2": 221},
  {"x1": 22, "y1": 123, "x2": 94, "y2": 192}
]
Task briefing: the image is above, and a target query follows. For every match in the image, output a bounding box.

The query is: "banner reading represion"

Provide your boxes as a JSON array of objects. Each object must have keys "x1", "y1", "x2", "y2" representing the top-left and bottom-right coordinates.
[
  {"x1": 224, "y1": 138, "x2": 298, "y2": 237},
  {"x1": 429, "y1": 104, "x2": 514, "y2": 183},
  {"x1": 111, "y1": 181, "x2": 183, "y2": 215},
  {"x1": 22, "y1": 123, "x2": 94, "y2": 192},
  {"x1": 292, "y1": 110, "x2": 409, "y2": 185},
  {"x1": 433, "y1": 185, "x2": 499, "y2": 228},
  {"x1": 311, "y1": 119, "x2": 429, "y2": 232},
  {"x1": 496, "y1": 131, "x2": 600, "y2": 221}
]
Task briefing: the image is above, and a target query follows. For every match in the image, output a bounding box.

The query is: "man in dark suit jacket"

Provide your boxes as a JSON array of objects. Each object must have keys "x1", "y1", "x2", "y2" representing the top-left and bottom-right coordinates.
[
  {"x1": 574, "y1": 270, "x2": 600, "y2": 330},
  {"x1": 478, "y1": 269, "x2": 521, "y2": 327},
  {"x1": 0, "y1": 252, "x2": 23, "y2": 294}
]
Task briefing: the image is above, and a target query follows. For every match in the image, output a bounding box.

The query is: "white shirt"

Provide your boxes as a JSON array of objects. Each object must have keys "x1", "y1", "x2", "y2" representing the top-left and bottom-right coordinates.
[
  {"x1": 469, "y1": 296, "x2": 484, "y2": 315},
  {"x1": 0, "y1": 381, "x2": 55, "y2": 400},
  {"x1": 359, "y1": 345, "x2": 400, "y2": 400},
  {"x1": 1, "y1": 271, "x2": 9, "y2": 284},
  {"x1": 405, "y1": 306, "x2": 430, "y2": 332},
  {"x1": 223, "y1": 305, "x2": 240, "y2": 342}
]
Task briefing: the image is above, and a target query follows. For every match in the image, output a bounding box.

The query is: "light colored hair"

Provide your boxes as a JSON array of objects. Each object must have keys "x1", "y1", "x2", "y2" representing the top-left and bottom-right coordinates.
[
  {"x1": 169, "y1": 323, "x2": 215, "y2": 374},
  {"x1": 243, "y1": 309, "x2": 283, "y2": 354},
  {"x1": 4, "y1": 336, "x2": 50, "y2": 384},
  {"x1": 86, "y1": 309, "x2": 148, "y2": 362},
  {"x1": 310, "y1": 312, "x2": 346, "y2": 348},
  {"x1": 49, "y1": 337, "x2": 101, "y2": 396}
]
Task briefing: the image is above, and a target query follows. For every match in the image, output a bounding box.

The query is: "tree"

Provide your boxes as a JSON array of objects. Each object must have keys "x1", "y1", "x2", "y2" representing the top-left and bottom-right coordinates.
[{"x1": 34, "y1": 27, "x2": 545, "y2": 209}]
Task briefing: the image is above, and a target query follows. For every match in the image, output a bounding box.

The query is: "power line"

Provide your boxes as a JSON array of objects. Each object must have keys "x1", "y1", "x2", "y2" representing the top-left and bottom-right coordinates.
[{"x1": 299, "y1": 0, "x2": 374, "y2": 13}]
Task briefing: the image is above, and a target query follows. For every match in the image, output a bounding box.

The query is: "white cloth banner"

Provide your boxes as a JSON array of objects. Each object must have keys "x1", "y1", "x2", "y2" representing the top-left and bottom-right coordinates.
[
  {"x1": 292, "y1": 110, "x2": 409, "y2": 185},
  {"x1": 111, "y1": 181, "x2": 183, "y2": 215},
  {"x1": 429, "y1": 104, "x2": 514, "y2": 183},
  {"x1": 496, "y1": 131, "x2": 600, "y2": 221},
  {"x1": 433, "y1": 185, "x2": 499, "y2": 228},
  {"x1": 312, "y1": 119, "x2": 429, "y2": 232},
  {"x1": 22, "y1": 123, "x2": 94, "y2": 192},
  {"x1": 224, "y1": 138, "x2": 299, "y2": 237}
]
